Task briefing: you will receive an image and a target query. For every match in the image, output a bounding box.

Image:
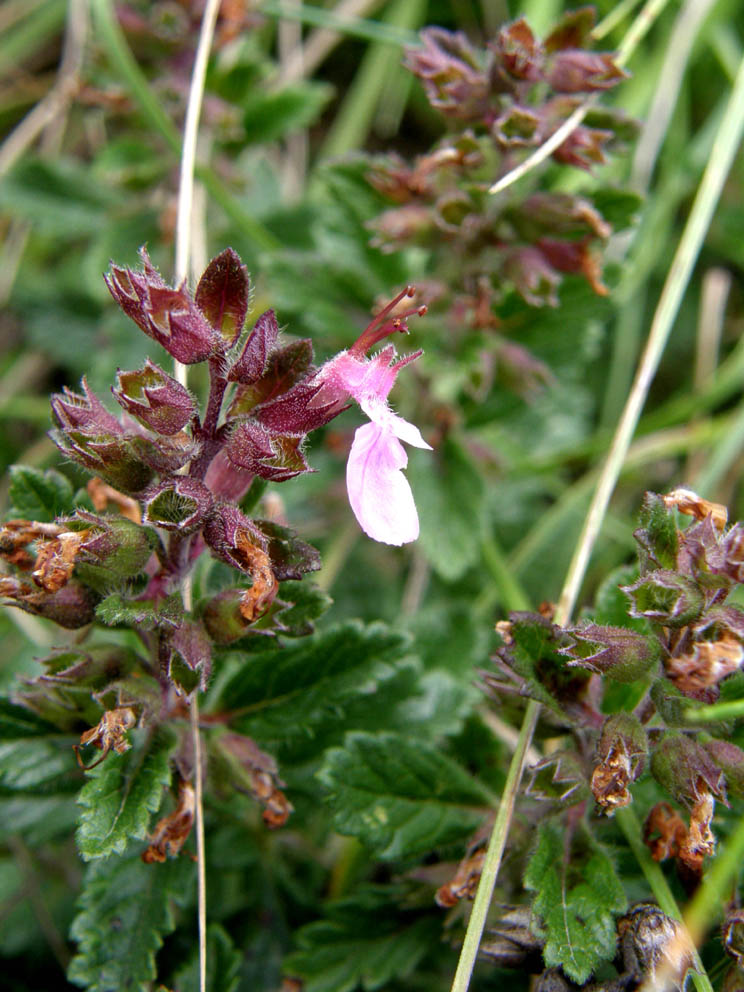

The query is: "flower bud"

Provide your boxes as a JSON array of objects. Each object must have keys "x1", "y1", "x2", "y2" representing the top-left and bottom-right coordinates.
[
  {"x1": 704, "y1": 739, "x2": 744, "y2": 800},
  {"x1": 0, "y1": 575, "x2": 96, "y2": 628},
  {"x1": 228, "y1": 309, "x2": 278, "y2": 384},
  {"x1": 77, "y1": 511, "x2": 158, "y2": 570},
  {"x1": 492, "y1": 18, "x2": 543, "y2": 82},
  {"x1": 504, "y1": 246, "x2": 561, "y2": 307},
  {"x1": 104, "y1": 248, "x2": 220, "y2": 364},
  {"x1": 225, "y1": 421, "x2": 310, "y2": 482},
  {"x1": 650, "y1": 732, "x2": 726, "y2": 809},
  {"x1": 167, "y1": 621, "x2": 211, "y2": 697},
  {"x1": 547, "y1": 50, "x2": 627, "y2": 93},
  {"x1": 561, "y1": 623, "x2": 660, "y2": 683},
  {"x1": 195, "y1": 248, "x2": 250, "y2": 347},
  {"x1": 113, "y1": 360, "x2": 196, "y2": 436},
  {"x1": 622, "y1": 570, "x2": 704, "y2": 628},
  {"x1": 403, "y1": 27, "x2": 490, "y2": 119},
  {"x1": 201, "y1": 588, "x2": 254, "y2": 644},
  {"x1": 144, "y1": 477, "x2": 214, "y2": 534},
  {"x1": 218, "y1": 732, "x2": 293, "y2": 828}
]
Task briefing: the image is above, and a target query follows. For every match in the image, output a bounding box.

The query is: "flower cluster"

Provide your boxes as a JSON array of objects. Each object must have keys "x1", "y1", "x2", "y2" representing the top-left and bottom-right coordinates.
[
  {"x1": 2, "y1": 249, "x2": 430, "y2": 639},
  {"x1": 488, "y1": 489, "x2": 744, "y2": 883},
  {"x1": 361, "y1": 9, "x2": 637, "y2": 394}
]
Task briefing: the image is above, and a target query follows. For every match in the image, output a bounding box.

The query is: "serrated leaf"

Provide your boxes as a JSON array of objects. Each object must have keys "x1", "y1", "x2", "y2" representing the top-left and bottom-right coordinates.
[
  {"x1": 525, "y1": 822, "x2": 627, "y2": 983},
  {"x1": 219, "y1": 621, "x2": 408, "y2": 745},
  {"x1": 172, "y1": 923, "x2": 242, "y2": 992},
  {"x1": 76, "y1": 726, "x2": 176, "y2": 860},
  {"x1": 0, "y1": 736, "x2": 79, "y2": 796},
  {"x1": 408, "y1": 437, "x2": 486, "y2": 581},
  {"x1": 68, "y1": 849, "x2": 192, "y2": 992},
  {"x1": 95, "y1": 593, "x2": 184, "y2": 630},
  {"x1": 7, "y1": 465, "x2": 74, "y2": 521},
  {"x1": 0, "y1": 698, "x2": 61, "y2": 739},
  {"x1": 285, "y1": 885, "x2": 441, "y2": 992},
  {"x1": 317, "y1": 731, "x2": 492, "y2": 859}
]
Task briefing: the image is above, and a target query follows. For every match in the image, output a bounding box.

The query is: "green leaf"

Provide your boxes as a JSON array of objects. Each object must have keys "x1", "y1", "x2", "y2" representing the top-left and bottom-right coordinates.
[
  {"x1": 76, "y1": 726, "x2": 176, "y2": 860},
  {"x1": 525, "y1": 822, "x2": 627, "y2": 984},
  {"x1": 242, "y1": 82, "x2": 333, "y2": 145},
  {"x1": 0, "y1": 698, "x2": 60, "y2": 739},
  {"x1": 317, "y1": 731, "x2": 492, "y2": 859},
  {"x1": 7, "y1": 465, "x2": 74, "y2": 521},
  {"x1": 285, "y1": 885, "x2": 441, "y2": 992},
  {"x1": 172, "y1": 923, "x2": 242, "y2": 992},
  {"x1": 635, "y1": 491, "x2": 679, "y2": 572},
  {"x1": 68, "y1": 849, "x2": 192, "y2": 992},
  {"x1": 408, "y1": 437, "x2": 487, "y2": 581},
  {"x1": 95, "y1": 592, "x2": 184, "y2": 630},
  {"x1": 219, "y1": 621, "x2": 408, "y2": 745}
]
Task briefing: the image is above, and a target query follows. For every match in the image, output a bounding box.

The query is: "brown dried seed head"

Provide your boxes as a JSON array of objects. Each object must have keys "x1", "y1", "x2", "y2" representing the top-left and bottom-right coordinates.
[
  {"x1": 87, "y1": 477, "x2": 142, "y2": 523},
  {"x1": 32, "y1": 530, "x2": 90, "y2": 592},
  {"x1": 663, "y1": 488, "x2": 728, "y2": 530},
  {"x1": 679, "y1": 789, "x2": 716, "y2": 873},
  {"x1": 235, "y1": 537, "x2": 278, "y2": 622}
]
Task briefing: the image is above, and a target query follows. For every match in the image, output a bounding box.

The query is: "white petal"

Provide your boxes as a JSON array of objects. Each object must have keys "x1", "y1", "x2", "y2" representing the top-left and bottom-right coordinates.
[{"x1": 346, "y1": 421, "x2": 420, "y2": 545}]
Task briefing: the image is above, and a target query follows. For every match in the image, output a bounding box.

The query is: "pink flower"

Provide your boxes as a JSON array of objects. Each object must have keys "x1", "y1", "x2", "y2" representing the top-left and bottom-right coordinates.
[{"x1": 314, "y1": 289, "x2": 431, "y2": 546}]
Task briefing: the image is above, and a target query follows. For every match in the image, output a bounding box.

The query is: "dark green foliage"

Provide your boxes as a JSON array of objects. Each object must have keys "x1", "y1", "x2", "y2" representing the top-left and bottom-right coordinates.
[
  {"x1": 76, "y1": 727, "x2": 177, "y2": 860},
  {"x1": 68, "y1": 850, "x2": 193, "y2": 992},
  {"x1": 217, "y1": 621, "x2": 409, "y2": 746},
  {"x1": 172, "y1": 924, "x2": 242, "y2": 992},
  {"x1": 408, "y1": 437, "x2": 487, "y2": 581},
  {"x1": 525, "y1": 823, "x2": 627, "y2": 984},
  {"x1": 284, "y1": 886, "x2": 442, "y2": 992},
  {"x1": 317, "y1": 730, "x2": 492, "y2": 858},
  {"x1": 7, "y1": 466, "x2": 74, "y2": 522}
]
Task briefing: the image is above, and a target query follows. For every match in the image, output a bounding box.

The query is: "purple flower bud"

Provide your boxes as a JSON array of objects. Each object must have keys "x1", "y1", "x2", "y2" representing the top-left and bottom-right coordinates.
[
  {"x1": 167, "y1": 621, "x2": 211, "y2": 697},
  {"x1": 225, "y1": 421, "x2": 310, "y2": 482},
  {"x1": 50, "y1": 428, "x2": 154, "y2": 495},
  {"x1": 404, "y1": 28, "x2": 491, "y2": 120},
  {"x1": 547, "y1": 50, "x2": 627, "y2": 93},
  {"x1": 104, "y1": 248, "x2": 220, "y2": 364},
  {"x1": 537, "y1": 238, "x2": 608, "y2": 296},
  {"x1": 562, "y1": 623, "x2": 661, "y2": 683},
  {"x1": 0, "y1": 575, "x2": 96, "y2": 628},
  {"x1": 228, "y1": 309, "x2": 279, "y2": 384},
  {"x1": 195, "y1": 247, "x2": 250, "y2": 347},
  {"x1": 51, "y1": 378, "x2": 123, "y2": 436},
  {"x1": 144, "y1": 477, "x2": 214, "y2": 533},
  {"x1": 71, "y1": 511, "x2": 160, "y2": 585},
  {"x1": 650, "y1": 732, "x2": 726, "y2": 809},
  {"x1": 504, "y1": 245, "x2": 561, "y2": 307},
  {"x1": 113, "y1": 361, "x2": 196, "y2": 436},
  {"x1": 492, "y1": 18, "x2": 543, "y2": 82}
]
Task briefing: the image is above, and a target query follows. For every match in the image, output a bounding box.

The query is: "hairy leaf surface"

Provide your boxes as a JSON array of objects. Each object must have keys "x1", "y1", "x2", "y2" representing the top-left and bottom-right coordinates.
[{"x1": 317, "y1": 731, "x2": 492, "y2": 859}]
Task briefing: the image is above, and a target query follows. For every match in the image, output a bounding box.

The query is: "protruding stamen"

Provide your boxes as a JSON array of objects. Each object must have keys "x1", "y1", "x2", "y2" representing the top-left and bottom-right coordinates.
[{"x1": 350, "y1": 288, "x2": 424, "y2": 357}]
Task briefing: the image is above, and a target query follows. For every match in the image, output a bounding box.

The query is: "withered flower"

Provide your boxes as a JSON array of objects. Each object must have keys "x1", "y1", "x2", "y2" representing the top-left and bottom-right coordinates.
[
  {"x1": 591, "y1": 713, "x2": 647, "y2": 813},
  {"x1": 435, "y1": 842, "x2": 486, "y2": 907},
  {"x1": 643, "y1": 802, "x2": 688, "y2": 863},
  {"x1": 142, "y1": 780, "x2": 195, "y2": 863},
  {"x1": 73, "y1": 707, "x2": 137, "y2": 770}
]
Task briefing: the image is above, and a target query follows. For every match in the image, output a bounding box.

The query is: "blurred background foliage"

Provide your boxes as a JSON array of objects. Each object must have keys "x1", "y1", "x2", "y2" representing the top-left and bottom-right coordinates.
[{"x1": 3, "y1": 1, "x2": 744, "y2": 990}]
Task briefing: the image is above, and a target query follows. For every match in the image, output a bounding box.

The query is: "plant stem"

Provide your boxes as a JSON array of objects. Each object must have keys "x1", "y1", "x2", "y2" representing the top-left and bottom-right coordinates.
[
  {"x1": 451, "y1": 39, "x2": 744, "y2": 992},
  {"x1": 449, "y1": 699, "x2": 540, "y2": 992},
  {"x1": 172, "y1": 2, "x2": 223, "y2": 990}
]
